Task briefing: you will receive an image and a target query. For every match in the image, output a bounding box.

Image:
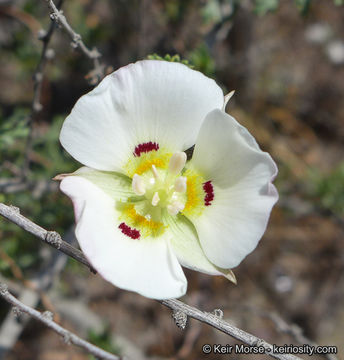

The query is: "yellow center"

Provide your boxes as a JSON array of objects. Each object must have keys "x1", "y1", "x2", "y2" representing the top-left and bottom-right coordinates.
[{"x1": 119, "y1": 148, "x2": 207, "y2": 239}]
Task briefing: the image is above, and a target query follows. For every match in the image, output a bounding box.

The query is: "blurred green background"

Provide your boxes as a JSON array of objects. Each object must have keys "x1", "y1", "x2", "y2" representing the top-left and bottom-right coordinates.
[{"x1": 0, "y1": 0, "x2": 344, "y2": 359}]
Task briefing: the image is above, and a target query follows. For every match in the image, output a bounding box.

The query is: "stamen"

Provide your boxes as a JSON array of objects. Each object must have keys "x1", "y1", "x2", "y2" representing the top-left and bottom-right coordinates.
[
  {"x1": 134, "y1": 142, "x2": 159, "y2": 157},
  {"x1": 119, "y1": 222, "x2": 140, "y2": 239},
  {"x1": 203, "y1": 181, "x2": 214, "y2": 206},
  {"x1": 152, "y1": 192, "x2": 160, "y2": 206},
  {"x1": 151, "y1": 164, "x2": 159, "y2": 179},
  {"x1": 168, "y1": 152, "x2": 187, "y2": 175},
  {"x1": 132, "y1": 174, "x2": 146, "y2": 195},
  {"x1": 167, "y1": 201, "x2": 185, "y2": 216},
  {"x1": 174, "y1": 176, "x2": 187, "y2": 193}
]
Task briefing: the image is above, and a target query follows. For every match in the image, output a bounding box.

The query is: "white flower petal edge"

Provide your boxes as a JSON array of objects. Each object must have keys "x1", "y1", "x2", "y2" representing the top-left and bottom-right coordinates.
[
  {"x1": 60, "y1": 175, "x2": 187, "y2": 299},
  {"x1": 162, "y1": 212, "x2": 236, "y2": 283},
  {"x1": 60, "y1": 60, "x2": 224, "y2": 172},
  {"x1": 189, "y1": 109, "x2": 278, "y2": 269}
]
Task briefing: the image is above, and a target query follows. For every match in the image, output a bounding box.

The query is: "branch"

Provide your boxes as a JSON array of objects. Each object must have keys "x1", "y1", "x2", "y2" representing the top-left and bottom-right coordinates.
[
  {"x1": 22, "y1": 0, "x2": 64, "y2": 178},
  {"x1": 0, "y1": 284, "x2": 121, "y2": 360},
  {"x1": 0, "y1": 202, "x2": 305, "y2": 360},
  {"x1": 0, "y1": 227, "x2": 77, "y2": 357},
  {"x1": 265, "y1": 312, "x2": 338, "y2": 360},
  {"x1": 160, "y1": 300, "x2": 302, "y2": 360},
  {"x1": 0, "y1": 203, "x2": 95, "y2": 273},
  {"x1": 44, "y1": 0, "x2": 105, "y2": 84}
]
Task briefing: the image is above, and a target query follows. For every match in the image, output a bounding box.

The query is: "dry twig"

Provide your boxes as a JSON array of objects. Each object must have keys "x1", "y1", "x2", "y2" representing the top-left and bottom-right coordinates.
[
  {"x1": 0, "y1": 203, "x2": 95, "y2": 272},
  {"x1": 22, "y1": 0, "x2": 64, "y2": 178},
  {"x1": 0, "y1": 227, "x2": 74, "y2": 357},
  {"x1": 44, "y1": 0, "x2": 105, "y2": 84},
  {"x1": 0, "y1": 284, "x2": 121, "y2": 360},
  {"x1": 266, "y1": 312, "x2": 338, "y2": 360},
  {"x1": 0, "y1": 202, "x2": 303, "y2": 360}
]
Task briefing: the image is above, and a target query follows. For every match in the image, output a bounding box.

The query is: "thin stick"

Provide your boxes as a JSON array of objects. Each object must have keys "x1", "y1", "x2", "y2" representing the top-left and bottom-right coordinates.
[
  {"x1": 0, "y1": 284, "x2": 121, "y2": 360},
  {"x1": 160, "y1": 300, "x2": 300, "y2": 360},
  {"x1": 44, "y1": 0, "x2": 104, "y2": 84},
  {"x1": 0, "y1": 202, "x2": 305, "y2": 360},
  {"x1": 0, "y1": 203, "x2": 95, "y2": 273},
  {"x1": 22, "y1": 0, "x2": 64, "y2": 178}
]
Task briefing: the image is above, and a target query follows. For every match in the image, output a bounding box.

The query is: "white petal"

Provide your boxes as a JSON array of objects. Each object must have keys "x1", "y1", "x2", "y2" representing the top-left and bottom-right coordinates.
[
  {"x1": 162, "y1": 212, "x2": 236, "y2": 282},
  {"x1": 189, "y1": 109, "x2": 278, "y2": 269},
  {"x1": 60, "y1": 176, "x2": 187, "y2": 299},
  {"x1": 60, "y1": 60, "x2": 224, "y2": 172}
]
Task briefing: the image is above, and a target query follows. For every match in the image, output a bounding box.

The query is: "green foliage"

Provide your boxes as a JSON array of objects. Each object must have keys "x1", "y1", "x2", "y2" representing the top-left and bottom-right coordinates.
[
  {"x1": 88, "y1": 326, "x2": 121, "y2": 359},
  {"x1": 334, "y1": 0, "x2": 343, "y2": 5},
  {"x1": 308, "y1": 163, "x2": 344, "y2": 216},
  {"x1": 254, "y1": 0, "x2": 279, "y2": 16},
  {"x1": 188, "y1": 44, "x2": 215, "y2": 77},
  {"x1": 201, "y1": 0, "x2": 222, "y2": 24},
  {"x1": 0, "y1": 115, "x2": 76, "y2": 276},
  {"x1": 11, "y1": 31, "x2": 40, "y2": 76},
  {"x1": 146, "y1": 53, "x2": 193, "y2": 68},
  {"x1": 0, "y1": 108, "x2": 29, "y2": 152}
]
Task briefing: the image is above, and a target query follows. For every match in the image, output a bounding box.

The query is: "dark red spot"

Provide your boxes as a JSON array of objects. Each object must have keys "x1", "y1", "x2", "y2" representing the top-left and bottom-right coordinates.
[
  {"x1": 203, "y1": 181, "x2": 214, "y2": 206},
  {"x1": 118, "y1": 222, "x2": 140, "y2": 239},
  {"x1": 134, "y1": 142, "x2": 159, "y2": 157}
]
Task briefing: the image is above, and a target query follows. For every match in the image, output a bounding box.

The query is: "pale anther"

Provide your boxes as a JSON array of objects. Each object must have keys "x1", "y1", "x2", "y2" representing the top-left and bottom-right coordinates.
[
  {"x1": 168, "y1": 152, "x2": 187, "y2": 175},
  {"x1": 152, "y1": 192, "x2": 160, "y2": 206},
  {"x1": 167, "y1": 201, "x2": 185, "y2": 216},
  {"x1": 151, "y1": 165, "x2": 159, "y2": 178},
  {"x1": 132, "y1": 174, "x2": 146, "y2": 195},
  {"x1": 174, "y1": 176, "x2": 187, "y2": 193}
]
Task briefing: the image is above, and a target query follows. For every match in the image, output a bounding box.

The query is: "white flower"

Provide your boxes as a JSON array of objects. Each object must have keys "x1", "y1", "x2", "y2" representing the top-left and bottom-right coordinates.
[{"x1": 59, "y1": 60, "x2": 278, "y2": 300}]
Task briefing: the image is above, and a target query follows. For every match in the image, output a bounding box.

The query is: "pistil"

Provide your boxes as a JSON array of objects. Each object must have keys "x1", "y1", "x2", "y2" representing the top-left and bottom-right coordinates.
[{"x1": 130, "y1": 151, "x2": 188, "y2": 219}]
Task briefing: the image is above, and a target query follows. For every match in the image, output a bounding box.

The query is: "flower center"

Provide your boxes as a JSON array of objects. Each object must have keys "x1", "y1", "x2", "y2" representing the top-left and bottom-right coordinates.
[
  {"x1": 118, "y1": 145, "x2": 215, "y2": 240},
  {"x1": 131, "y1": 151, "x2": 188, "y2": 217}
]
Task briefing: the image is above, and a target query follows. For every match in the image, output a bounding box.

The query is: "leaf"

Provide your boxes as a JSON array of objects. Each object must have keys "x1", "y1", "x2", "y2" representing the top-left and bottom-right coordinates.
[
  {"x1": 146, "y1": 53, "x2": 193, "y2": 68},
  {"x1": 254, "y1": 0, "x2": 279, "y2": 16}
]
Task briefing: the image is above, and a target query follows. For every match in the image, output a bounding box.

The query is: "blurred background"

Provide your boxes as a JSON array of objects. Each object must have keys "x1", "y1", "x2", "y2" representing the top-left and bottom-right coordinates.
[{"x1": 0, "y1": 0, "x2": 343, "y2": 359}]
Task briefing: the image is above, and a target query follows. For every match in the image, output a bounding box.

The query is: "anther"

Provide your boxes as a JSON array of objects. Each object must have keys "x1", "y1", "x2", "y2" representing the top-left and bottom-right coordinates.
[
  {"x1": 168, "y1": 152, "x2": 187, "y2": 175},
  {"x1": 132, "y1": 174, "x2": 146, "y2": 195},
  {"x1": 152, "y1": 192, "x2": 160, "y2": 206},
  {"x1": 151, "y1": 165, "x2": 159, "y2": 179},
  {"x1": 174, "y1": 176, "x2": 187, "y2": 193},
  {"x1": 167, "y1": 201, "x2": 185, "y2": 216}
]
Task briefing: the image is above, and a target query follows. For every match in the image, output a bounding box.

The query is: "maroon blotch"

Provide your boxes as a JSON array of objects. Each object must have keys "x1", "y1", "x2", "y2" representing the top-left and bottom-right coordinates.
[
  {"x1": 118, "y1": 222, "x2": 140, "y2": 239},
  {"x1": 203, "y1": 181, "x2": 214, "y2": 206},
  {"x1": 134, "y1": 142, "x2": 159, "y2": 157}
]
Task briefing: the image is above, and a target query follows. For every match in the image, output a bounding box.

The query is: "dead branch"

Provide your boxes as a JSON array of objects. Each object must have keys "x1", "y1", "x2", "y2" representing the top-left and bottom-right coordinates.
[
  {"x1": 0, "y1": 227, "x2": 74, "y2": 357},
  {"x1": 22, "y1": 0, "x2": 64, "y2": 178},
  {"x1": 0, "y1": 284, "x2": 121, "y2": 360},
  {"x1": 44, "y1": 0, "x2": 105, "y2": 84},
  {"x1": 0, "y1": 203, "x2": 95, "y2": 272},
  {"x1": 0, "y1": 202, "x2": 303, "y2": 360}
]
